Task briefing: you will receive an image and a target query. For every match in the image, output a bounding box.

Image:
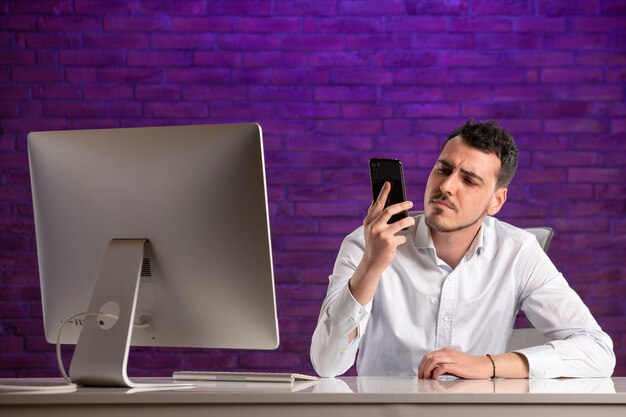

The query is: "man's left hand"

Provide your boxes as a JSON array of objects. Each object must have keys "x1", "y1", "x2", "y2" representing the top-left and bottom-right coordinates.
[{"x1": 418, "y1": 348, "x2": 493, "y2": 379}]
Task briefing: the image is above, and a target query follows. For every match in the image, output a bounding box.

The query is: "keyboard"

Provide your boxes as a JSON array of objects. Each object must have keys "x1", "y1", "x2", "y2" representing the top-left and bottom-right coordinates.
[{"x1": 172, "y1": 371, "x2": 319, "y2": 384}]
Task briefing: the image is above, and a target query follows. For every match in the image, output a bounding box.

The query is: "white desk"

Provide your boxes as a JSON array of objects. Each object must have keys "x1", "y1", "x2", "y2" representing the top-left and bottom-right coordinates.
[{"x1": 2, "y1": 377, "x2": 625, "y2": 417}]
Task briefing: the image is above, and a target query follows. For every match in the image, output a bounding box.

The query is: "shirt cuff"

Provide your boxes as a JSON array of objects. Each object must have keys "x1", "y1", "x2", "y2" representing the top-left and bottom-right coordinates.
[
  {"x1": 514, "y1": 344, "x2": 563, "y2": 378},
  {"x1": 327, "y1": 285, "x2": 371, "y2": 338}
]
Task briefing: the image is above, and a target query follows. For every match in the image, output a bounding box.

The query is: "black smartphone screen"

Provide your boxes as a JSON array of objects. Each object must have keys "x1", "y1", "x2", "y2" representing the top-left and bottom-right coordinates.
[{"x1": 369, "y1": 158, "x2": 408, "y2": 224}]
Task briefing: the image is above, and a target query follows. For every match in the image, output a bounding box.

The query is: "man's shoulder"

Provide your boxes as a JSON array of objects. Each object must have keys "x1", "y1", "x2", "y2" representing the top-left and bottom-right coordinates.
[{"x1": 484, "y1": 216, "x2": 537, "y2": 248}]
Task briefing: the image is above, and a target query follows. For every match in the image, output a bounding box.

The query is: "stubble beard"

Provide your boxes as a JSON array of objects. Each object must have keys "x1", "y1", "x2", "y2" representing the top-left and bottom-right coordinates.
[{"x1": 425, "y1": 204, "x2": 489, "y2": 233}]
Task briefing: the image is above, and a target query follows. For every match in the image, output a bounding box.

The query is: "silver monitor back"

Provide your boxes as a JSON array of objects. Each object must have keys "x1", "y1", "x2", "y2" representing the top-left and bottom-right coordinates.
[{"x1": 28, "y1": 123, "x2": 279, "y2": 351}]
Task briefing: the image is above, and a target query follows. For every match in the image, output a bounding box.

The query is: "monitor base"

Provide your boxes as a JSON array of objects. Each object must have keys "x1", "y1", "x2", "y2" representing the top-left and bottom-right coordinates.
[{"x1": 68, "y1": 239, "x2": 191, "y2": 388}]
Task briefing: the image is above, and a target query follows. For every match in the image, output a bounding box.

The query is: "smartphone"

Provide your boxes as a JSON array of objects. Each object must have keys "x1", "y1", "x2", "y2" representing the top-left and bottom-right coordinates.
[{"x1": 369, "y1": 158, "x2": 409, "y2": 224}]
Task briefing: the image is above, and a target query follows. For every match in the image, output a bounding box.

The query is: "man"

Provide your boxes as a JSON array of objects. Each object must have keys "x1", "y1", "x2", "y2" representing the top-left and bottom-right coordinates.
[{"x1": 310, "y1": 120, "x2": 615, "y2": 379}]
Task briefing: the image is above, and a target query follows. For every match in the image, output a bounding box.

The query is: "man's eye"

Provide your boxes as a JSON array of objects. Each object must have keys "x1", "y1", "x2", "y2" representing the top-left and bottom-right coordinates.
[
  {"x1": 437, "y1": 168, "x2": 451, "y2": 175},
  {"x1": 464, "y1": 178, "x2": 476, "y2": 185}
]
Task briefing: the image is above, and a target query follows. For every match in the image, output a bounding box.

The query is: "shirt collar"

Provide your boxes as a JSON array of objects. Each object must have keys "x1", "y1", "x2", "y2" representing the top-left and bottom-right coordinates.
[{"x1": 413, "y1": 213, "x2": 487, "y2": 259}]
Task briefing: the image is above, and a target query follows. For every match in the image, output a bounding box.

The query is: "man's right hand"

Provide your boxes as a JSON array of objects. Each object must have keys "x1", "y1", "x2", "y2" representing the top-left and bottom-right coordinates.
[{"x1": 348, "y1": 182, "x2": 415, "y2": 306}]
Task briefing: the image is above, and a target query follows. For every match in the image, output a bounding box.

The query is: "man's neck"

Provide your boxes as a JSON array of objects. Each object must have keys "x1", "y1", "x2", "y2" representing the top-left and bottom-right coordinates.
[{"x1": 430, "y1": 220, "x2": 484, "y2": 269}]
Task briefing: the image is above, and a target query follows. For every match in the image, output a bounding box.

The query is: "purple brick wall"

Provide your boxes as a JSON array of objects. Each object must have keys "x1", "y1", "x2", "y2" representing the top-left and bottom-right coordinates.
[{"x1": 1, "y1": 0, "x2": 625, "y2": 378}]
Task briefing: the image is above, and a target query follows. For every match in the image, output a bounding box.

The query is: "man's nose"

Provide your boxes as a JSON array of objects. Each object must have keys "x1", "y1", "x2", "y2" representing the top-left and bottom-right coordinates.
[{"x1": 439, "y1": 173, "x2": 458, "y2": 194}]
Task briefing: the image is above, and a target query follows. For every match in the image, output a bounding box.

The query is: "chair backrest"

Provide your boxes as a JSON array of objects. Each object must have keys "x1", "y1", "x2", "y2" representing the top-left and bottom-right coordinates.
[{"x1": 525, "y1": 227, "x2": 554, "y2": 253}]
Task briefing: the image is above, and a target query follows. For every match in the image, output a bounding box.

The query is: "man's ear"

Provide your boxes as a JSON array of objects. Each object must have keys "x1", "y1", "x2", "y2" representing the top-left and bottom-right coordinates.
[{"x1": 487, "y1": 188, "x2": 507, "y2": 216}]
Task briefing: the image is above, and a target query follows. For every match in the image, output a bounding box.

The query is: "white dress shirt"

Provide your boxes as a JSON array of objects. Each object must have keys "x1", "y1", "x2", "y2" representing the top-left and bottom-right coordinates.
[{"x1": 310, "y1": 214, "x2": 615, "y2": 378}]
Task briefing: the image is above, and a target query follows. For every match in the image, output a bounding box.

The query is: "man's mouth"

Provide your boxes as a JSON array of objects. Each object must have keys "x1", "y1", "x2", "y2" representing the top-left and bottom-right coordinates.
[{"x1": 430, "y1": 196, "x2": 456, "y2": 211}]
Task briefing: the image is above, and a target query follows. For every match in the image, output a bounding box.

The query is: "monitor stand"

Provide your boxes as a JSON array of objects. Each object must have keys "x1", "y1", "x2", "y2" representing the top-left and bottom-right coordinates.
[{"x1": 69, "y1": 239, "x2": 193, "y2": 388}]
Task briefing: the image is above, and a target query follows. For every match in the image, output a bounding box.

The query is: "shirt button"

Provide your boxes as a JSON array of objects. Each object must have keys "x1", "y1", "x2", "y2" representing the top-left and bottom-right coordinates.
[
  {"x1": 340, "y1": 348, "x2": 347, "y2": 354},
  {"x1": 442, "y1": 315, "x2": 450, "y2": 322}
]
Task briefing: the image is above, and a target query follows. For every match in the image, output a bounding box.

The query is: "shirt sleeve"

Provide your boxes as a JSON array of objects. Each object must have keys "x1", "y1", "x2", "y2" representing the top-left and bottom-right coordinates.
[
  {"x1": 310, "y1": 231, "x2": 373, "y2": 377},
  {"x1": 513, "y1": 238, "x2": 616, "y2": 378}
]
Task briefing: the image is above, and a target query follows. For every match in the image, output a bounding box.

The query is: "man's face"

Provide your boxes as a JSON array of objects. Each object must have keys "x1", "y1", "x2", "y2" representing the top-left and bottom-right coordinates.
[{"x1": 424, "y1": 136, "x2": 507, "y2": 233}]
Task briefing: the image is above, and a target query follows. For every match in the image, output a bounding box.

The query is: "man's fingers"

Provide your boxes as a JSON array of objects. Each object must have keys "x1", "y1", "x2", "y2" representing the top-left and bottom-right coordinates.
[
  {"x1": 388, "y1": 215, "x2": 416, "y2": 235},
  {"x1": 378, "y1": 200, "x2": 413, "y2": 224},
  {"x1": 376, "y1": 181, "x2": 390, "y2": 205}
]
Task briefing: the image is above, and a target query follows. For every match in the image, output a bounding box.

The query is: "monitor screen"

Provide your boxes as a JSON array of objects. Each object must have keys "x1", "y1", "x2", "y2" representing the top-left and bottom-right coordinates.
[{"x1": 28, "y1": 123, "x2": 279, "y2": 386}]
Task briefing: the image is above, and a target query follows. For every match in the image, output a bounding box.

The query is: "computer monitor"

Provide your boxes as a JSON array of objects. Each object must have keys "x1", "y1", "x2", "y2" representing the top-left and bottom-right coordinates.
[{"x1": 28, "y1": 123, "x2": 279, "y2": 387}]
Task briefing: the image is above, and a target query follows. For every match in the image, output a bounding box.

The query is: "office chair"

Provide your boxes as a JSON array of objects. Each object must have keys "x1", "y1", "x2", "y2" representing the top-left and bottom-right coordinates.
[{"x1": 506, "y1": 226, "x2": 554, "y2": 351}]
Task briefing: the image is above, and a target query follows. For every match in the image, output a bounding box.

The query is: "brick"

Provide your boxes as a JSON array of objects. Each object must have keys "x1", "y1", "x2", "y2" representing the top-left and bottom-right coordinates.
[
  {"x1": 220, "y1": 34, "x2": 281, "y2": 51},
  {"x1": 399, "y1": 103, "x2": 459, "y2": 118},
  {"x1": 84, "y1": 33, "x2": 149, "y2": 49},
  {"x1": 145, "y1": 102, "x2": 208, "y2": 118},
  {"x1": 594, "y1": 184, "x2": 626, "y2": 200},
  {"x1": 449, "y1": 18, "x2": 512, "y2": 32},
  {"x1": 250, "y1": 86, "x2": 312, "y2": 102},
  {"x1": 42, "y1": 101, "x2": 107, "y2": 118},
  {"x1": 544, "y1": 34, "x2": 608, "y2": 49},
  {"x1": 384, "y1": 17, "x2": 446, "y2": 33},
  {"x1": 505, "y1": 51, "x2": 572, "y2": 67},
  {"x1": 533, "y1": 151, "x2": 597, "y2": 166},
  {"x1": 128, "y1": 51, "x2": 193, "y2": 67},
  {"x1": 165, "y1": 69, "x2": 229, "y2": 84},
  {"x1": 339, "y1": 0, "x2": 405, "y2": 15},
  {"x1": 308, "y1": 52, "x2": 371, "y2": 68},
  {"x1": 244, "y1": 52, "x2": 306, "y2": 68},
  {"x1": 37, "y1": 16, "x2": 100, "y2": 31},
  {"x1": 151, "y1": 34, "x2": 214, "y2": 50},
  {"x1": 0, "y1": 15, "x2": 36, "y2": 30},
  {"x1": 104, "y1": 16, "x2": 169, "y2": 32},
  {"x1": 330, "y1": 69, "x2": 392, "y2": 85},
  {"x1": 342, "y1": 103, "x2": 393, "y2": 118},
  {"x1": 472, "y1": 0, "x2": 533, "y2": 15},
  {"x1": 560, "y1": 86, "x2": 623, "y2": 101},
  {"x1": 1, "y1": 51, "x2": 36, "y2": 66},
  {"x1": 60, "y1": 50, "x2": 124, "y2": 66},
  {"x1": 273, "y1": 0, "x2": 337, "y2": 16},
  {"x1": 282, "y1": 35, "x2": 345, "y2": 51},
  {"x1": 75, "y1": 0, "x2": 133, "y2": 13},
  {"x1": 99, "y1": 68, "x2": 162, "y2": 83},
  {"x1": 17, "y1": 32, "x2": 81, "y2": 49},
  {"x1": 538, "y1": 0, "x2": 600, "y2": 15},
  {"x1": 461, "y1": 103, "x2": 523, "y2": 118},
  {"x1": 183, "y1": 86, "x2": 247, "y2": 101},
  {"x1": 229, "y1": 68, "x2": 270, "y2": 83},
  {"x1": 270, "y1": 218, "x2": 318, "y2": 235},
  {"x1": 527, "y1": 103, "x2": 591, "y2": 118},
  {"x1": 569, "y1": 168, "x2": 625, "y2": 183},
  {"x1": 85, "y1": 84, "x2": 133, "y2": 100},
  {"x1": 238, "y1": 351, "x2": 301, "y2": 369},
  {"x1": 445, "y1": 86, "x2": 490, "y2": 101},
  {"x1": 273, "y1": 69, "x2": 329, "y2": 85},
  {"x1": 576, "y1": 51, "x2": 626, "y2": 66},
  {"x1": 545, "y1": 119, "x2": 607, "y2": 134},
  {"x1": 283, "y1": 236, "x2": 342, "y2": 251},
  {"x1": 492, "y1": 86, "x2": 557, "y2": 101},
  {"x1": 611, "y1": 119, "x2": 626, "y2": 133},
  {"x1": 439, "y1": 51, "x2": 501, "y2": 67},
  {"x1": 193, "y1": 51, "x2": 241, "y2": 67},
  {"x1": 476, "y1": 34, "x2": 542, "y2": 49},
  {"x1": 347, "y1": 35, "x2": 412, "y2": 50},
  {"x1": 277, "y1": 103, "x2": 340, "y2": 119},
  {"x1": 139, "y1": 0, "x2": 206, "y2": 14},
  {"x1": 458, "y1": 69, "x2": 532, "y2": 84},
  {"x1": 319, "y1": 17, "x2": 385, "y2": 33},
  {"x1": 11, "y1": 67, "x2": 63, "y2": 82},
  {"x1": 514, "y1": 17, "x2": 567, "y2": 32},
  {"x1": 543, "y1": 68, "x2": 604, "y2": 84},
  {"x1": 381, "y1": 51, "x2": 437, "y2": 68},
  {"x1": 571, "y1": 17, "x2": 626, "y2": 32},
  {"x1": 237, "y1": 17, "x2": 301, "y2": 32},
  {"x1": 170, "y1": 16, "x2": 234, "y2": 32},
  {"x1": 408, "y1": 0, "x2": 468, "y2": 15},
  {"x1": 529, "y1": 184, "x2": 593, "y2": 200},
  {"x1": 382, "y1": 86, "x2": 445, "y2": 102},
  {"x1": 211, "y1": 102, "x2": 273, "y2": 119},
  {"x1": 314, "y1": 86, "x2": 377, "y2": 101}
]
